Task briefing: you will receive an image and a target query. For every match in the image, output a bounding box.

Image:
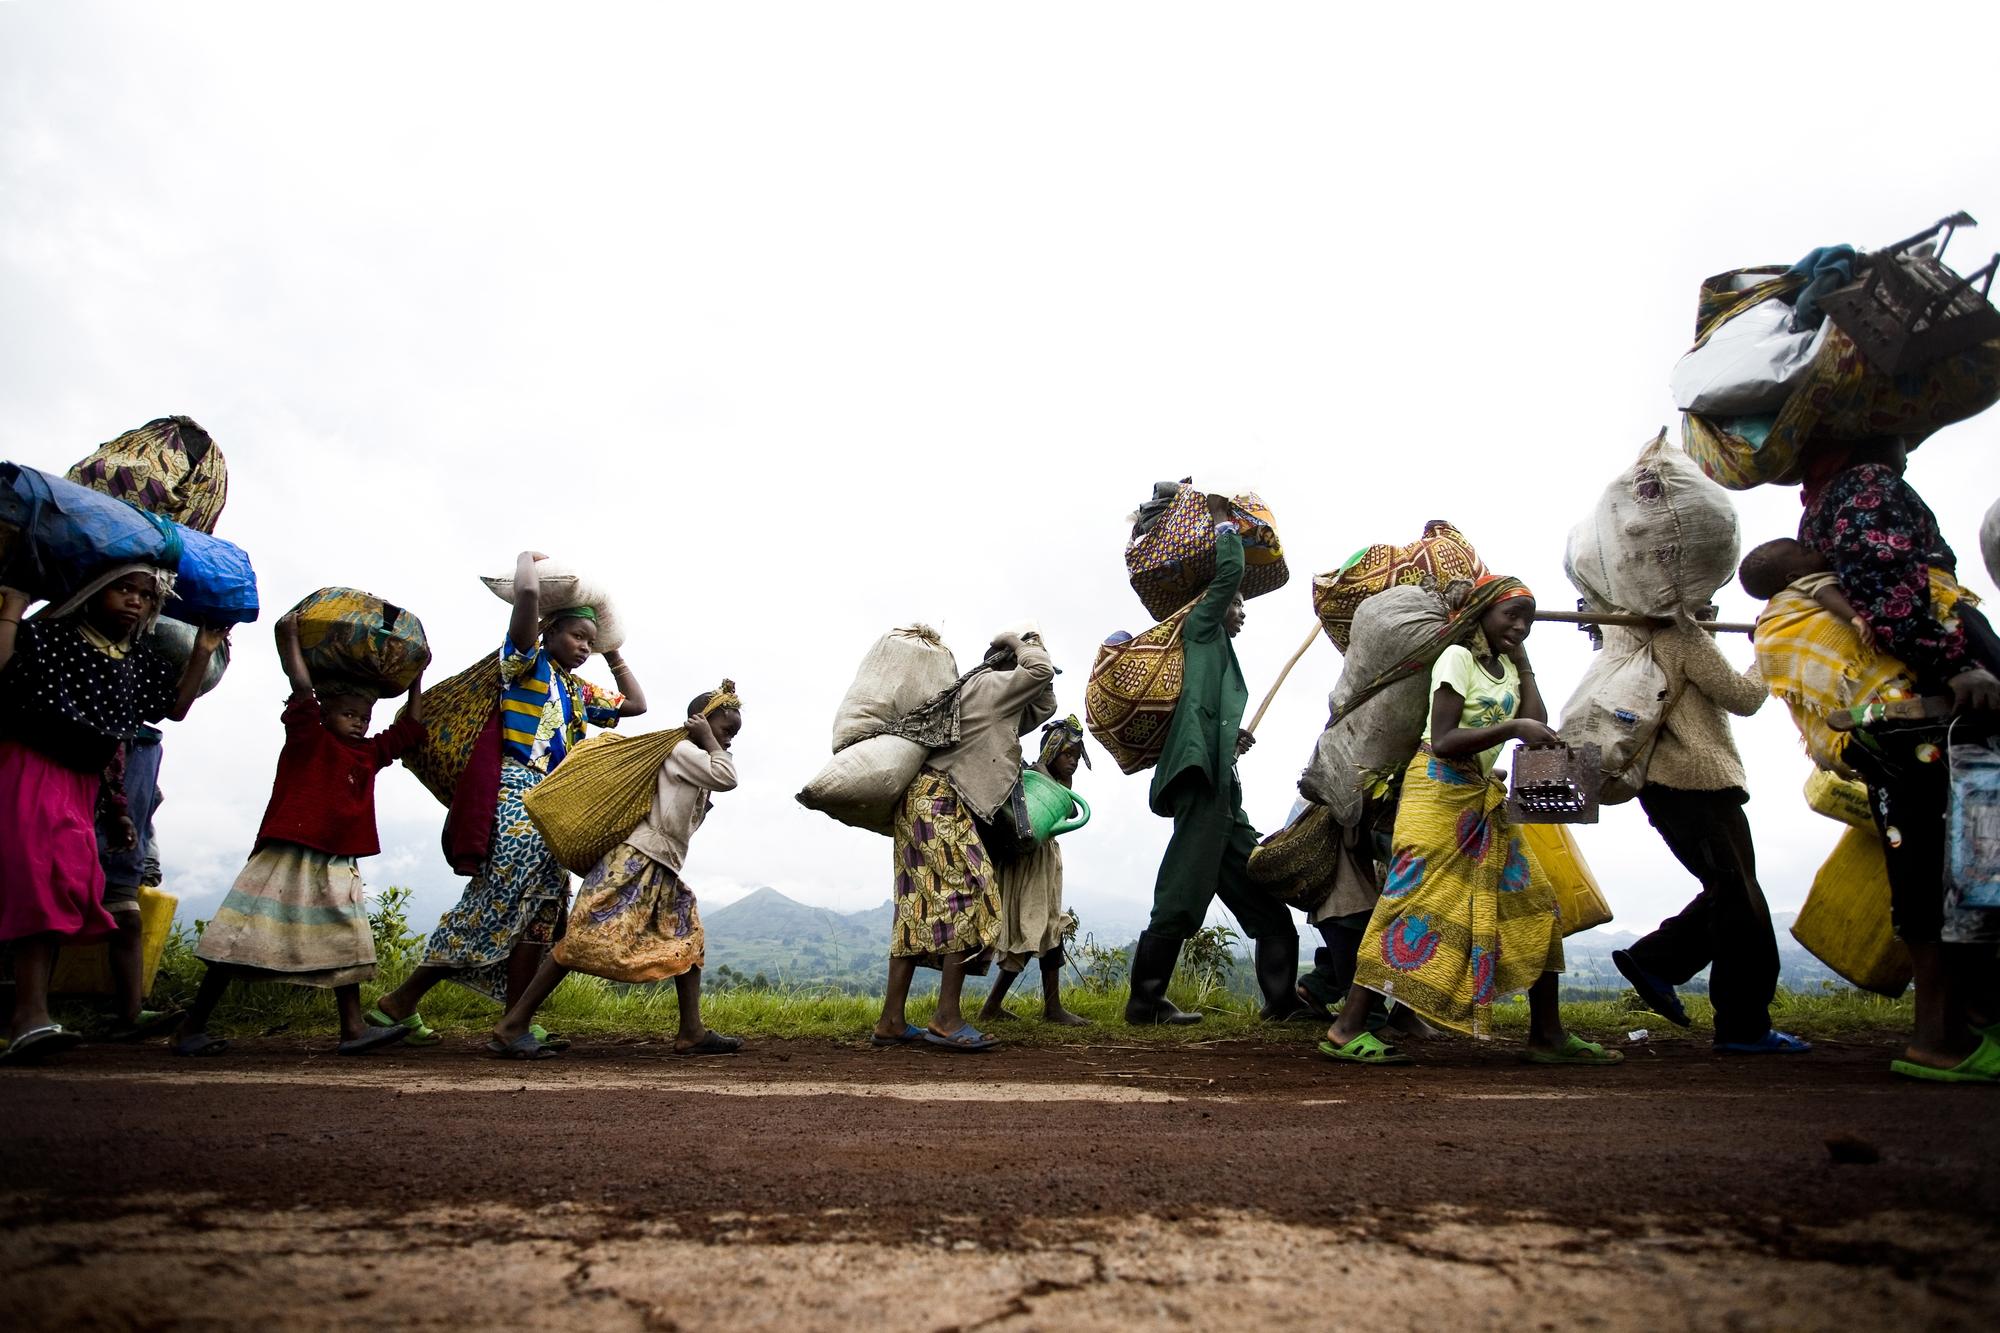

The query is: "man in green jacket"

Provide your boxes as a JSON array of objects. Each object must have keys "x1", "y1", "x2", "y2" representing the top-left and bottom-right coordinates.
[{"x1": 1126, "y1": 495, "x2": 1300, "y2": 1025}]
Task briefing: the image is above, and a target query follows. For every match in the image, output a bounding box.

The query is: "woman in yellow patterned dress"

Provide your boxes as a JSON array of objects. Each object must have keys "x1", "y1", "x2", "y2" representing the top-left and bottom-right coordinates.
[{"x1": 1319, "y1": 578, "x2": 1621, "y2": 1066}]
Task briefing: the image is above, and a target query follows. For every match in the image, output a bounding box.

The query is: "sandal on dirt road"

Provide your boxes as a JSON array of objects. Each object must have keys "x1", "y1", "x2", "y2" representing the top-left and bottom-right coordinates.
[
  {"x1": 870, "y1": 1024, "x2": 924, "y2": 1048},
  {"x1": 924, "y1": 1023, "x2": 999, "y2": 1052},
  {"x1": 1525, "y1": 1034, "x2": 1624, "y2": 1066},
  {"x1": 674, "y1": 1031, "x2": 744, "y2": 1057},
  {"x1": 336, "y1": 1024, "x2": 412, "y2": 1056},
  {"x1": 106, "y1": 1009, "x2": 184, "y2": 1043},
  {"x1": 1715, "y1": 1030, "x2": 1812, "y2": 1055},
  {"x1": 1890, "y1": 1034, "x2": 2000, "y2": 1084},
  {"x1": 366, "y1": 1007, "x2": 441, "y2": 1046},
  {"x1": 1317, "y1": 1032, "x2": 1413, "y2": 1066},
  {"x1": 1, "y1": 1024, "x2": 84, "y2": 1065},
  {"x1": 484, "y1": 1033, "x2": 558, "y2": 1061},
  {"x1": 529, "y1": 1025, "x2": 571, "y2": 1051},
  {"x1": 169, "y1": 1032, "x2": 230, "y2": 1058}
]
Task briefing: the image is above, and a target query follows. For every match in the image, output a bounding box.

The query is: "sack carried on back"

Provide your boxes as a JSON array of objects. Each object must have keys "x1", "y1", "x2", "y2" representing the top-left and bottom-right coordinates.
[
  {"x1": 799, "y1": 624, "x2": 961, "y2": 834},
  {"x1": 1125, "y1": 482, "x2": 1287, "y2": 621},
  {"x1": 1300, "y1": 584, "x2": 1449, "y2": 824},
  {"x1": 1084, "y1": 607, "x2": 1191, "y2": 776}
]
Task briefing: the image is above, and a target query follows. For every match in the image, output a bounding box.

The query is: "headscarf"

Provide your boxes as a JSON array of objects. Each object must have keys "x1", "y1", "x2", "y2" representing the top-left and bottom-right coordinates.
[
  {"x1": 540, "y1": 604, "x2": 598, "y2": 639},
  {"x1": 694, "y1": 678, "x2": 743, "y2": 717},
  {"x1": 1327, "y1": 573, "x2": 1531, "y2": 730},
  {"x1": 33, "y1": 562, "x2": 176, "y2": 645},
  {"x1": 1038, "y1": 714, "x2": 1092, "y2": 772}
]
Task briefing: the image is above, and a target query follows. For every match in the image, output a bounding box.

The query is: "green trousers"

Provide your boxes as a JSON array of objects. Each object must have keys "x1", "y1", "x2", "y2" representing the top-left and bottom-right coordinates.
[{"x1": 1149, "y1": 772, "x2": 1293, "y2": 941}]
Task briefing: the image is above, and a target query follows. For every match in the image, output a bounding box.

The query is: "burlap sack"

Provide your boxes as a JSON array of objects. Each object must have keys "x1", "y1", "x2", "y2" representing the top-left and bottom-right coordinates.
[
  {"x1": 1300, "y1": 585, "x2": 1448, "y2": 824},
  {"x1": 797, "y1": 734, "x2": 930, "y2": 835},
  {"x1": 1565, "y1": 430, "x2": 1739, "y2": 619},
  {"x1": 831, "y1": 625, "x2": 958, "y2": 752}
]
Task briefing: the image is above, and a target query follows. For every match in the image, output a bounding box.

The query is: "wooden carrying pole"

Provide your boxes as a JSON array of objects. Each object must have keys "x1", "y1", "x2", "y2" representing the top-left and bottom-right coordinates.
[
  {"x1": 1537, "y1": 610, "x2": 1756, "y2": 636},
  {"x1": 1247, "y1": 623, "x2": 1322, "y2": 735}
]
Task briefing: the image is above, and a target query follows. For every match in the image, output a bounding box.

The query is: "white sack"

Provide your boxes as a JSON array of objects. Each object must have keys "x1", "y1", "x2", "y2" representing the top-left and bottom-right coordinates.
[
  {"x1": 797, "y1": 734, "x2": 929, "y2": 835},
  {"x1": 1299, "y1": 584, "x2": 1449, "y2": 825},
  {"x1": 1982, "y1": 496, "x2": 2000, "y2": 589},
  {"x1": 481, "y1": 558, "x2": 626, "y2": 652},
  {"x1": 1669, "y1": 295, "x2": 1830, "y2": 415},
  {"x1": 1557, "y1": 625, "x2": 1669, "y2": 806},
  {"x1": 831, "y1": 624, "x2": 958, "y2": 752},
  {"x1": 146, "y1": 615, "x2": 230, "y2": 698},
  {"x1": 1565, "y1": 430, "x2": 1741, "y2": 619}
]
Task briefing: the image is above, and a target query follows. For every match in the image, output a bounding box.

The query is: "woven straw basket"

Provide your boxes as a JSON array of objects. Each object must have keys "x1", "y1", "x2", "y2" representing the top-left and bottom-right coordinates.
[{"x1": 523, "y1": 729, "x2": 687, "y2": 874}]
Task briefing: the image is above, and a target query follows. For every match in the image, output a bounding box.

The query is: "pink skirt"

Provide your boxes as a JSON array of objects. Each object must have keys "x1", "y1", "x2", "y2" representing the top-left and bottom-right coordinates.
[{"x1": 0, "y1": 740, "x2": 115, "y2": 944}]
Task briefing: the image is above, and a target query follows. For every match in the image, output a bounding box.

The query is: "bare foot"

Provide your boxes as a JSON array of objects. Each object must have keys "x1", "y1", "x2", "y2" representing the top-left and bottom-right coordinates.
[{"x1": 1042, "y1": 1006, "x2": 1091, "y2": 1027}]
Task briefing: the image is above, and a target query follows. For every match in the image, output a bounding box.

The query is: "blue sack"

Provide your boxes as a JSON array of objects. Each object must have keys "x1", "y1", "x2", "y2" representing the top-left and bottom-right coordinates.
[{"x1": 0, "y1": 462, "x2": 260, "y2": 625}]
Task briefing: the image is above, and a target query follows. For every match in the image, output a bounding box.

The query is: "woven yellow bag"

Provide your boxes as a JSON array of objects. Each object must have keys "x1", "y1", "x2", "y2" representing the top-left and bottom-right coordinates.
[
  {"x1": 523, "y1": 729, "x2": 688, "y2": 874},
  {"x1": 400, "y1": 655, "x2": 502, "y2": 806},
  {"x1": 1791, "y1": 825, "x2": 1911, "y2": 997},
  {"x1": 1085, "y1": 607, "x2": 1191, "y2": 775},
  {"x1": 1521, "y1": 822, "x2": 1612, "y2": 937}
]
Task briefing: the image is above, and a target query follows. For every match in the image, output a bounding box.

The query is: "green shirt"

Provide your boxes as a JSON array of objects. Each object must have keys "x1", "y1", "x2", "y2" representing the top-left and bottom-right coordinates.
[
  {"x1": 1149, "y1": 526, "x2": 1249, "y2": 814},
  {"x1": 1423, "y1": 643, "x2": 1520, "y2": 775}
]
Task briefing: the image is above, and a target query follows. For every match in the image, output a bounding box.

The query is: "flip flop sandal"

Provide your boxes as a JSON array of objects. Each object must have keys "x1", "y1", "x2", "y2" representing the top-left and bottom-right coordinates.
[
  {"x1": 1612, "y1": 950, "x2": 1690, "y2": 1028},
  {"x1": 336, "y1": 1024, "x2": 412, "y2": 1056},
  {"x1": 106, "y1": 1009, "x2": 184, "y2": 1043},
  {"x1": 1526, "y1": 1034, "x2": 1624, "y2": 1066},
  {"x1": 1, "y1": 1024, "x2": 84, "y2": 1065},
  {"x1": 1890, "y1": 1033, "x2": 2000, "y2": 1084},
  {"x1": 1317, "y1": 1032, "x2": 1414, "y2": 1065},
  {"x1": 484, "y1": 1033, "x2": 558, "y2": 1061},
  {"x1": 528, "y1": 1025, "x2": 571, "y2": 1051},
  {"x1": 366, "y1": 1007, "x2": 441, "y2": 1046},
  {"x1": 923, "y1": 1023, "x2": 1000, "y2": 1052},
  {"x1": 1716, "y1": 1030, "x2": 1812, "y2": 1055},
  {"x1": 675, "y1": 1031, "x2": 744, "y2": 1057},
  {"x1": 169, "y1": 1032, "x2": 230, "y2": 1058},
  {"x1": 870, "y1": 1023, "x2": 925, "y2": 1048}
]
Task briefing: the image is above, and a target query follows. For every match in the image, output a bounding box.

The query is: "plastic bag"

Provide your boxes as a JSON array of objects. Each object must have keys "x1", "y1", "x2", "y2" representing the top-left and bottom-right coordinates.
[
  {"x1": 1565, "y1": 431, "x2": 1739, "y2": 618},
  {"x1": 1669, "y1": 295, "x2": 1830, "y2": 415},
  {"x1": 1948, "y1": 738, "x2": 2000, "y2": 911}
]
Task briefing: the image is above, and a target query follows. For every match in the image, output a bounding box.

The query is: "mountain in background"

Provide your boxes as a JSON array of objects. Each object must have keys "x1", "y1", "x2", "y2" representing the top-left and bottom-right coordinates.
[{"x1": 702, "y1": 890, "x2": 1860, "y2": 997}]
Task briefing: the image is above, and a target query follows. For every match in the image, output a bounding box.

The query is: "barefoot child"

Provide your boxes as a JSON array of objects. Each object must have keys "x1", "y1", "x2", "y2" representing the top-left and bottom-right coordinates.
[
  {"x1": 170, "y1": 611, "x2": 424, "y2": 1056},
  {"x1": 0, "y1": 570, "x2": 226, "y2": 1064},
  {"x1": 488, "y1": 683, "x2": 745, "y2": 1059},
  {"x1": 980, "y1": 715, "x2": 1090, "y2": 1028}
]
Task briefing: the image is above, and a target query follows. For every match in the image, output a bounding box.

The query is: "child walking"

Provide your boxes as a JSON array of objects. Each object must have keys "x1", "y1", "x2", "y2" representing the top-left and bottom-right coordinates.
[
  {"x1": 487, "y1": 683, "x2": 745, "y2": 1059},
  {"x1": 0, "y1": 569, "x2": 226, "y2": 1064},
  {"x1": 170, "y1": 610, "x2": 424, "y2": 1056}
]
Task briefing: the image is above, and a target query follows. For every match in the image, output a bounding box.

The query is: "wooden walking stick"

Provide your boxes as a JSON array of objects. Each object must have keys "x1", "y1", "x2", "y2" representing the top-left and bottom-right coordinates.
[{"x1": 1246, "y1": 622, "x2": 1322, "y2": 735}]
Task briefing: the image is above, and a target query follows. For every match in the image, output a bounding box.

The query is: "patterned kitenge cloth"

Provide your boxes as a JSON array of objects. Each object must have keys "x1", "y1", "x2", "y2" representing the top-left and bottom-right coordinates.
[
  {"x1": 891, "y1": 768, "x2": 1001, "y2": 961},
  {"x1": 552, "y1": 840, "x2": 704, "y2": 983},
  {"x1": 498, "y1": 633, "x2": 623, "y2": 772},
  {"x1": 195, "y1": 841, "x2": 375, "y2": 988},
  {"x1": 421, "y1": 759, "x2": 571, "y2": 1001},
  {"x1": 1352, "y1": 748, "x2": 1564, "y2": 1036}
]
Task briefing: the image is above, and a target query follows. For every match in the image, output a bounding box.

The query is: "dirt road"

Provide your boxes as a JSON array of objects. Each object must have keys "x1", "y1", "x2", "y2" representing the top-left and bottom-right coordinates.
[{"x1": 4, "y1": 1032, "x2": 1995, "y2": 1330}]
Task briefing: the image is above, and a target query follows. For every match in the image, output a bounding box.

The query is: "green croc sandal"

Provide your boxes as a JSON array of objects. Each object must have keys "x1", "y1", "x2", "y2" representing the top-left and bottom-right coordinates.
[
  {"x1": 1526, "y1": 1034, "x2": 1624, "y2": 1066},
  {"x1": 529, "y1": 1025, "x2": 571, "y2": 1052},
  {"x1": 366, "y1": 1007, "x2": 441, "y2": 1046},
  {"x1": 1891, "y1": 1033, "x2": 2000, "y2": 1084},
  {"x1": 1317, "y1": 1032, "x2": 1414, "y2": 1065}
]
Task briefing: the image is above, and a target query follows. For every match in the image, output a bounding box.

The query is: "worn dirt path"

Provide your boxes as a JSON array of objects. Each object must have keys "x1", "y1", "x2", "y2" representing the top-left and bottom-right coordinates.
[{"x1": 4, "y1": 1032, "x2": 1995, "y2": 1330}]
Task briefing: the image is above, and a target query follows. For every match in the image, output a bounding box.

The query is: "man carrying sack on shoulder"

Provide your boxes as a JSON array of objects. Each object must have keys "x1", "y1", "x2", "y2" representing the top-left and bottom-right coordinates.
[{"x1": 1128, "y1": 494, "x2": 1300, "y2": 1025}]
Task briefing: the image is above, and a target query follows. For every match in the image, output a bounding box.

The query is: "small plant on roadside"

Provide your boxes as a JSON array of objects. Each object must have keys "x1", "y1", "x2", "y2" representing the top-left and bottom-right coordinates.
[
  {"x1": 1069, "y1": 926, "x2": 1129, "y2": 994},
  {"x1": 1180, "y1": 923, "x2": 1240, "y2": 1005}
]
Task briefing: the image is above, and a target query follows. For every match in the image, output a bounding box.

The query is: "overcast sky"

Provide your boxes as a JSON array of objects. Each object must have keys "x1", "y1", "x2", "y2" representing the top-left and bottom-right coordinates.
[{"x1": 4, "y1": 2, "x2": 1998, "y2": 954}]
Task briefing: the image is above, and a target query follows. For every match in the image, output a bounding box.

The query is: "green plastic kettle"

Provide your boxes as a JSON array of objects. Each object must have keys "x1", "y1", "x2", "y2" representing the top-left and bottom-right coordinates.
[{"x1": 1021, "y1": 768, "x2": 1091, "y2": 843}]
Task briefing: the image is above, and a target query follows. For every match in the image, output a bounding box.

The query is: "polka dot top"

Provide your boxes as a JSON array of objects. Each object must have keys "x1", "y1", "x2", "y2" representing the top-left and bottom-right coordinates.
[{"x1": 0, "y1": 619, "x2": 179, "y2": 773}]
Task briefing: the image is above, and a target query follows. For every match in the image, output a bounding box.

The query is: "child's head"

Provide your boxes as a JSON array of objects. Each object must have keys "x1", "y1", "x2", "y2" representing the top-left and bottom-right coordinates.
[
  {"x1": 318, "y1": 686, "x2": 375, "y2": 741},
  {"x1": 542, "y1": 610, "x2": 599, "y2": 671},
  {"x1": 1475, "y1": 578, "x2": 1536, "y2": 654},
  {"x1": 87, "y1": 568, "x2": 166, "y2": 642},
  {"x1": 1038, "y1": 715, "x2": 1091, "y2": 786},
  {"x1": 1738, "y1": 538, "x2": 1826, "y2": 600},
  {"x1": 689, "y1": 689, "x2": 742, "y2": 748}
]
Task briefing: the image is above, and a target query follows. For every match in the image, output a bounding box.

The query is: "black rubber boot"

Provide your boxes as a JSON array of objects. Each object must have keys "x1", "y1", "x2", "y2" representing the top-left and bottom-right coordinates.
[
  {"x1": 1124, "y1": 930, "x2": 1202, "y2": 1026},
  {"x1": 1254, "y1": 933, "x2": 1312, "y2": 1021}
]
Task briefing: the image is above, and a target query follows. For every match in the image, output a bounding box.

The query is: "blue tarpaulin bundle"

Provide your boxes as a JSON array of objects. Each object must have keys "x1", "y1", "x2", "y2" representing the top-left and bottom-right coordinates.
[{"x1": 0, "y1": 462, "x2": 260, "y2": 625}]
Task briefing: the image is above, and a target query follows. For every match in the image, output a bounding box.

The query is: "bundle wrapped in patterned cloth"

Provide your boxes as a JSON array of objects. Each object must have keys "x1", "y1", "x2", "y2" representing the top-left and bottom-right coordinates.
[
  {"x1": 1084, "y1": 607, "x2": 1191, "y2": 775},
  {"x1": 1680, "y1": 266, "x2": 2000, "y2": 491},
  {"x1": 400, "y1": 654, "x2": 502, "y2": 806},
  {"x1": 1311, "y1": 520, "x2": 1486, "y2": 652},
  {"x1": 288, "y1": 586, "x2": 431, "y2": 698},
  {"x1": 66, "y1": 415, "x2": 229, "y2": 535},
  {"x1": 1125, "y1": 482, "x2": 1287, "y2": 621}
]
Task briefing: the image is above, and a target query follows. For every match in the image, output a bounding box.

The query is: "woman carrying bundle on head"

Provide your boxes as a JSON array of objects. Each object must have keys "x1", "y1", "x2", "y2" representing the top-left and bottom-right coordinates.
[
  {"x1": 170, "y1": 610, "x2": 424, "y2": 1056},
  {"x1": 1319, "y1": 576, "x2": 1621, "y2": 1067},
  {"x1": 369, "y1": 551, "x2": 647, "y2": 1044},
  {"x1": 489, "y1": 683, "x2": 745, "y2": 1059},
  {"x1": 0, "y1": 568, "x2": 227, "y2": 1064},
  {"x1": 978, "y1": 715, "x2": 1091, "y2": 1028}
]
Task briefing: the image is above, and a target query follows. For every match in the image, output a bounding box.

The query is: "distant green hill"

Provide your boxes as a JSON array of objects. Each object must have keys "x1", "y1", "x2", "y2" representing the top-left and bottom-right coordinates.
[{"x1": 703, "y1": 887, "x2": 895, "y2": 991}]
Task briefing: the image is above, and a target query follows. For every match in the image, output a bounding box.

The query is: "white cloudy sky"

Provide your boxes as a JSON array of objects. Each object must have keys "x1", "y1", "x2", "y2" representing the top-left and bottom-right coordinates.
[{"x1": 4, "y1": 2, "x2": 1998, "y2": 950}]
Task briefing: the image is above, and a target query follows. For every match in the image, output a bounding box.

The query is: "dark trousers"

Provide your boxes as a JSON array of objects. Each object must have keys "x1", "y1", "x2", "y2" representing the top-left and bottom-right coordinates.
[
  {"x1": 1844, "y1": 732, "x2": 1950, "y2": 946},
  {"x1": 1149, "y1": 773, "x2": 1293, "y2": 941},
  {"x1": 1632, "y1": 785, "x2": 1778, "y2": 1043}
]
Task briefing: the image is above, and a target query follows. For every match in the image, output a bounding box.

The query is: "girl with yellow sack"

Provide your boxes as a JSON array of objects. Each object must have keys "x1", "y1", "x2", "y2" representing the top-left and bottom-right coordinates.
[{"x1": 487, "y1": 682, "x2": 745, "y2": 1059}]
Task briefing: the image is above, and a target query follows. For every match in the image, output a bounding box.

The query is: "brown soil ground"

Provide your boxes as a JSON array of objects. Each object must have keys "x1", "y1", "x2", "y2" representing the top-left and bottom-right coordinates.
[{"x1": 4, "y1": 1031, "x2": 1996, "y2": 1330}]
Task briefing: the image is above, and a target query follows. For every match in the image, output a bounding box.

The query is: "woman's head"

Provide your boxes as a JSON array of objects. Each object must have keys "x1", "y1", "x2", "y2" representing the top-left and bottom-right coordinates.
[
  {"x1": 1472, "y1": 577, "x2": 1535, "y2": 654},
  {"x1": 1038, "y1": 715, "x2": 1091, "y2": 786},
  {"x1": 542, "y1": 608, "x2": 599, "y2": 670},
  {"x1": 87, "y1": 568, "x2": 167, "y2": 642},
  {"x1": 1738, "y1": 538, "x2": 1826, "y2": 600}
]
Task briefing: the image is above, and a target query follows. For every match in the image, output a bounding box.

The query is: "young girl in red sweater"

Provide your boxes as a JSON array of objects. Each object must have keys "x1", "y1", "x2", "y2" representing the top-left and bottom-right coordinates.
[{"x1": 171, "y1": 610, "x2": 425, "y2": 1056}]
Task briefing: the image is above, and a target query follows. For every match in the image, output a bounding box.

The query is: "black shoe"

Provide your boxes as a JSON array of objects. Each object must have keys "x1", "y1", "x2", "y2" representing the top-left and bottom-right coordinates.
[
  {"x1": 1254, "y1": 934, "x2": 1313, "y2": 1021},
  {"x1": 1124, "y1": 929, "x2": 1202, "y2": 1026},
  {"x1": 1613, "y1": 949, "x2": 1690, "y2": 1028}
]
